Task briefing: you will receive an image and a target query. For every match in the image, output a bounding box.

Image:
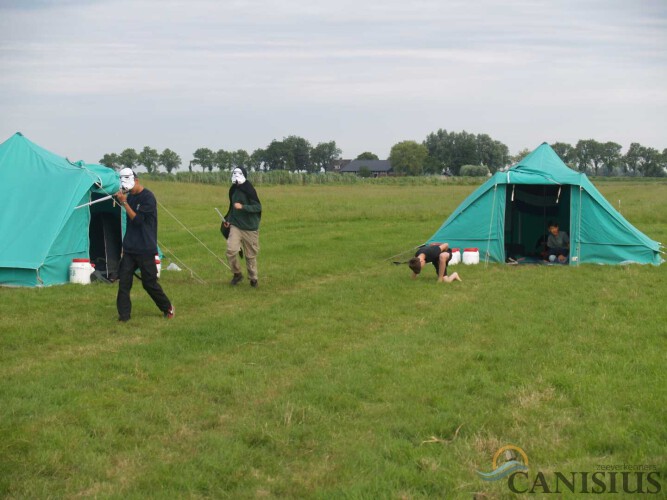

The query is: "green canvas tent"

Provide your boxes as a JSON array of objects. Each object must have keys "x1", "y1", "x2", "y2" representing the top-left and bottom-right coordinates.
[
  {"x1": 0, "y1": 132, "x2": 123, "y2": 286},
  {"x1": 427, "y1": 143, "x2": 663, "y2": 265}
]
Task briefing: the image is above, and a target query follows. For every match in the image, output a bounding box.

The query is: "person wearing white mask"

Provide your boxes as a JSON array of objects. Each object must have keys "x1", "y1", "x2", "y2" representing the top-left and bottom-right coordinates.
[
  {"x1": 223, "y1": 167, "x2": 262, "y2": 287},
  {"x1": 115, "y1": 168, "x2": 174, "y2": 320}
]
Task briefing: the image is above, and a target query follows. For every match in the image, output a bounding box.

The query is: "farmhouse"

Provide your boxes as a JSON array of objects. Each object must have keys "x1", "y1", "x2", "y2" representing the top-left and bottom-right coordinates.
[{"x1": 340, "y1": 159, "x2": 392, "y2": 177}]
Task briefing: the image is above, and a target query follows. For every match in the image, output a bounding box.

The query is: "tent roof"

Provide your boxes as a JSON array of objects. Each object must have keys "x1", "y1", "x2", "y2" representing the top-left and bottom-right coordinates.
[
  {"x1": 0, "y1": 132, "x2": 120, "y2": 269},
  {"x1": 506, "y1": 142, "x2": 584, "y2": 186}
]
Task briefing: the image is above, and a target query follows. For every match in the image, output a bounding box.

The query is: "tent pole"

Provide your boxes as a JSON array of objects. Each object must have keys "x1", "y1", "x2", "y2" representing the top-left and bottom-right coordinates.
[{"x1": 485, "y1": 184, "x2": 497, "y2": 266}]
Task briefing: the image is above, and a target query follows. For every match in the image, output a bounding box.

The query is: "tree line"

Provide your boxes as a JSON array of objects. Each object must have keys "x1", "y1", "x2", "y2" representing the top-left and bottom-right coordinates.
[{"x1": 99, "y1": 131, "x2": 667, "y2": 177}]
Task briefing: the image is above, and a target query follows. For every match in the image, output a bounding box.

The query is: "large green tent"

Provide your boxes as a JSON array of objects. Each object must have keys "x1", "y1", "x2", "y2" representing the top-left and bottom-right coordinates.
[
  {"x1": 0, "y1": 132, "x2": 123, "y2": 286},
  {"x1": 427, "y1": 143, "x2": 663, "y2": 265}
]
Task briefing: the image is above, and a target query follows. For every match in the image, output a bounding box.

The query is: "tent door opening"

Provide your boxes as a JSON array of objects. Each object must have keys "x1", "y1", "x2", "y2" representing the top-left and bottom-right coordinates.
[
  {"x1": 504, "y1": 184, "x2": 570, "y2": 261},
  {"x1": 88, "y1": 194, "x2": 122, "y2": 281}
]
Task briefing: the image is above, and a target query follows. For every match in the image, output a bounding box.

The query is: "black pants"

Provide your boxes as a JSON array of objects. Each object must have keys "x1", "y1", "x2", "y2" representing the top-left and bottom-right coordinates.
[{"x1": 117, "y1": 253, "x2": 171, "y2": 321}]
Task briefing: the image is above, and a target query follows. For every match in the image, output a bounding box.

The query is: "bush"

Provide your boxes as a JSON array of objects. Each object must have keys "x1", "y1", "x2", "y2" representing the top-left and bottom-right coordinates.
[{"x1": 459, "y1": 164, "x2": 490, "y2": 177}]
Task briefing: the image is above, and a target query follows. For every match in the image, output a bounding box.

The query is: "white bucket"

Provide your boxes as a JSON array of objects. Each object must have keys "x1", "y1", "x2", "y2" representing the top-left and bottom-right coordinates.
[
  {"x1": 449, "y1": 248, "x2": 461, "y2": 265},
  {"x1": 70, "y1": 259, "x2": 95, "y2": 284},
  {"x1": 155, "y1": 255, "x2": 161, "y2": 279},
  {"x1": 462, "y1": 248, "x2": 480, "y2": 265}
]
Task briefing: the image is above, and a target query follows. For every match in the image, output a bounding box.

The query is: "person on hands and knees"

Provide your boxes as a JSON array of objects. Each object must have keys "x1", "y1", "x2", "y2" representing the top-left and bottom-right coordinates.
[
  {"x1": 223, "y1": 167, "x2": 262, "y2": 287},
  {"x1": 115, "y1": 168, "x2": 174, "y2": 321},
  {"x1": 408, "y1": 242, "x2": 462, "y2": 283}
]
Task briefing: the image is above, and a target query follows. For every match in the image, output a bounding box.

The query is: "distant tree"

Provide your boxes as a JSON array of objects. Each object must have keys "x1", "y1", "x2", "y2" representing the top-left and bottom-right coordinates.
[
  {"x1": 389, "y1": 140, "x2": 428, "y2": 176},
  {"x1": 231, "y1": 149, "x2": 250, "y2": 170},
  {"x1": 598, "y1": 141, "x2": 622, "y2": 176},
  {"x1": 264, "y1": 140, "x2": 289, "y2": 170},
  {"x1": 312, "y1": 141, "x2": 342, "y2": 172},
  {"x1": 511, "y1": 148, "x2": 532, "y2": 165},
  {"x1": 476, "y1": 134, "x2": 509, "y2": 173},
  {"x1": 282, "y1": 135, "x2": 312, "y2": 171},
  {"x1": 215, "y1": 149, "x2": 232, "y2": 171},
  {"x1": 250, "y1": 148, "x2": 265, "y2": 171},
  {"x1": 575, "y1": 139, "x2": 601, "y2": 174},
  {"x1": 99, "y1": 153, "x2": 120, "y2": 169},
  {"x1": 551, "y1": 142, "x2": 576, "y2": 169},
  {"x1": 159, "y1": 149, "x2": 181, "y2": 174},
  {"x1": 192, "y1": 148, "x2": 215, "y2": 172},
  {"x1": 638, "y1": 146, "x2": 663, "y2": 177},
  {"x1": 622, "y1": 143, "x2": 643, "y2": 176},
  {"x1": 138, "y1": 146, "x2": 160, "y2": 174},
  {"x1": 423, "y1": 129, "x2": 452, "y2": 174},
  {"x1": 118, "y1": 148, "x2": 138, "y2": 169},
  {"x1": 356, "y1": 152, "x2": 379, "y2": 161},
  {"x1": 423, "y1": 129, "x2": 501, "y2": 175}
]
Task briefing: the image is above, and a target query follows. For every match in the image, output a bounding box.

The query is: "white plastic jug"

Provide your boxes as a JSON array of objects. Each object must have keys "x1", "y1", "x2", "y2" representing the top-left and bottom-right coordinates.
[
  {"x1": 70, "y1": 259, "x2": 95, "y2": 284},
  {"x1": 462, "y1": 248, "x2": 480, "y2": 265},
  {"x1": 449, "y1": 248, "x2": 461, "y2": 265}
]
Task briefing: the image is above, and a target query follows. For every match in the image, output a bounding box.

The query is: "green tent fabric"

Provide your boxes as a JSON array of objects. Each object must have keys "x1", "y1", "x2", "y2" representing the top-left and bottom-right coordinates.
[
  {"x1": 427, "y1": 143, "x2": 663, "y2": 265},
  {"x1": 0, "y1": 132, "x2": 122, "y2": 286}
]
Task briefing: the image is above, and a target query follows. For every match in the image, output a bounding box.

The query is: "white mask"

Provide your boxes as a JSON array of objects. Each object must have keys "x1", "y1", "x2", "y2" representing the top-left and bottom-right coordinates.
[
  {"x1": 231, "y1": 168, "x2": 246, "y2": 185},
  {"x1": 119, "y1": 168, "x2": 135, "y2": 191}
]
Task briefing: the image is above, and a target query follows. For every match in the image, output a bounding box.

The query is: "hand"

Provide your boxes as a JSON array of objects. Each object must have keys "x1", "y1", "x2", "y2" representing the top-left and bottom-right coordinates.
[
  {"x1": 115, "y1": 191, "x2": 127, "y2": 204},
  {"x1": 224, "y1": 222, "x2": 230, "y2": 228},
  {"x1": 233, "y1": 202, "x2": 243, "y2": 210}
]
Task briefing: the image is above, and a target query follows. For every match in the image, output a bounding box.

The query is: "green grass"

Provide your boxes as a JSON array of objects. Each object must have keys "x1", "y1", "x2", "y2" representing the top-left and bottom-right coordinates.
[{"x1": 1, "y1": 181, "x2": 666, "y2": 498}]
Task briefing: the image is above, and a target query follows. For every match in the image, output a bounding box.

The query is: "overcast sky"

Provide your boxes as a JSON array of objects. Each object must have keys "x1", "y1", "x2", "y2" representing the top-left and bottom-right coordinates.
[{"x1": 1, "y1": 0, "x2": 666, "y2": 166}]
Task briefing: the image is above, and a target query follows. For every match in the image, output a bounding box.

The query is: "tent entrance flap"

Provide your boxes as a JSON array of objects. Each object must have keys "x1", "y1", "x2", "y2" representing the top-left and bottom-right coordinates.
[
  {"x1": 89, "y1": 195, "x2": 122, "y2": 281},
  {"x1": 503, "y1": 184, "x2": 571, "y2": 260}
]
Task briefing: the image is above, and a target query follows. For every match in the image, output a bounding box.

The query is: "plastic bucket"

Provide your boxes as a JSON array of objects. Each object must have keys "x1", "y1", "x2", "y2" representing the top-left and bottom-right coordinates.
[
  {"x1": 70, "y1": 258, "x2": 95, "y2": 284},
  {"x1": 155, "y1": 255, "x2": 161, "y2": 279},
  {"x1": 449, "y1": 248, "x2": 461, "y2": 265},
  {"x1": 462, "y1": 248, "x2": 480, "y2": 265}
]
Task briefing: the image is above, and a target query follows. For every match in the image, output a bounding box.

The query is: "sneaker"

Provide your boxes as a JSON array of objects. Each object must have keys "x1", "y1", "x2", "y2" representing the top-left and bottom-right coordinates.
[
  {"x1": 250, "y1": 279, "x2": 258, "y2": 288},
  {"x1": 230, "y1": 273, "x2": 243, "y2": 285},
  {"x1": 164, "y1": 305, "x2": 175, "y2": 319}
]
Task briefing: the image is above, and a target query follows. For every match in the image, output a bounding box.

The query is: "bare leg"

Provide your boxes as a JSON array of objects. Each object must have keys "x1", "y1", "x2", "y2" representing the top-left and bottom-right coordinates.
[{"x1": 441, "y1": 272, "x2": 462, "y2": 283}]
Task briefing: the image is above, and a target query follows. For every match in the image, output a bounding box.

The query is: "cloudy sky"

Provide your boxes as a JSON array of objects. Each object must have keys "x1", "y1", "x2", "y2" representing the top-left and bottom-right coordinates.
[{"x1": 1, "y1": 0, "x2": 666, "y2": 166}]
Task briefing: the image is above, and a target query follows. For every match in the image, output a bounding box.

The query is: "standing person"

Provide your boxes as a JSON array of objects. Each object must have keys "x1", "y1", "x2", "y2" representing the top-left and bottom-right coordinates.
[
  {"x1": 115, "y1": 168, "x2": 174, "y2": 321},
  {"x1": 408, "y1": 242, "x2": 462, "y2": 283},
  {"x1": 546, "y1": 221, "x2": 570, "y2": 264},
  {"x1": 223, "y1": 167, "x2": 262, "y2": 287}
]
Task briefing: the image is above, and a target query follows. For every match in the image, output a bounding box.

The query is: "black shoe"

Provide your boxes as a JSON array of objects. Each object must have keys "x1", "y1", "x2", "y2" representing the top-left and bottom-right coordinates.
[
  {"x1": 250, "y1": 279, "x2": 258, "y2": 288},
  {"x1": 118, "y1": 317, "x2": 130, "y2": 322},
  {"x1": 230, "y1": 273, "x2": 243, "y2": 285}
]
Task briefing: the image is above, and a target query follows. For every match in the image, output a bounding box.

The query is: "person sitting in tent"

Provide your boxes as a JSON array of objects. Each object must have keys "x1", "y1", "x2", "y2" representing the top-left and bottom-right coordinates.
[
  {"x1": 408, "y1": 243, "x2": 462, "y2": 283},
  {"x1": 115, "y1": 168, "x2": 174, "y2": 321},
  {"x1": 546, "y1": 221, "x2": 570, "y2": 264}
]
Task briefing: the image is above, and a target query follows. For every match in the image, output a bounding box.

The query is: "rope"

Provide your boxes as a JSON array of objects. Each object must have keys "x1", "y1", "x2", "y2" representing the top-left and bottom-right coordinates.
[
  {"x1": 383, "y1": 246, "x2": 420, "y2": 263},
  {"x1": 157, "y1": 241, "x2": 207, "y2": 284},
  {"x1": 157, "y1": 200, "x2": 231, "y2": 270}
]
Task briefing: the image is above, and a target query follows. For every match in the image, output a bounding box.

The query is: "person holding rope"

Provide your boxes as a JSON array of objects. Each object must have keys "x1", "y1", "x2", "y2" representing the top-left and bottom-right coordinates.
[
  {"x1": 223, "y1": 167, "x2": 262, "y2": 287},
  {"x1": 408, "y1": 242, "x2": 462, "y2": 283},
  {"x1": 115, "y1": 168, "x2": 175, "y2": 321}
]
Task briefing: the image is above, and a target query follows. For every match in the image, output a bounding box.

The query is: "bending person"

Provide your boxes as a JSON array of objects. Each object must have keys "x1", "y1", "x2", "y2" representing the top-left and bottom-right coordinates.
[{"x1": 408, "y1": 243, "x2": 462, "y2": 283}]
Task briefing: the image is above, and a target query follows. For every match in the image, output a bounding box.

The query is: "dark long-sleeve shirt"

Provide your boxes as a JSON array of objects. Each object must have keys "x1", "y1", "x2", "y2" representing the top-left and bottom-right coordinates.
[{"x1": 122, "y1": 188, "x2": 158, "y2": 255}]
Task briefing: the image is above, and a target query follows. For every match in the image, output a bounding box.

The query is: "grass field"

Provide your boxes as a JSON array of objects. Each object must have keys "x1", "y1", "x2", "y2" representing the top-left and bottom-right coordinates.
[{"x1": 1, "y1": 180, "x2": 666, "y2": 498}]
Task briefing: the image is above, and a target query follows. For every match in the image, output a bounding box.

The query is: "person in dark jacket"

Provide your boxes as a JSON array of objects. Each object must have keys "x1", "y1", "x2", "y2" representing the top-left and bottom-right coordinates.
[
  {"x1": 223, "y1": 167, "x2": 262, "y2": 287},
  {"x1": 115, "y1": 168, "x2": 174, "y2": 321}
]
